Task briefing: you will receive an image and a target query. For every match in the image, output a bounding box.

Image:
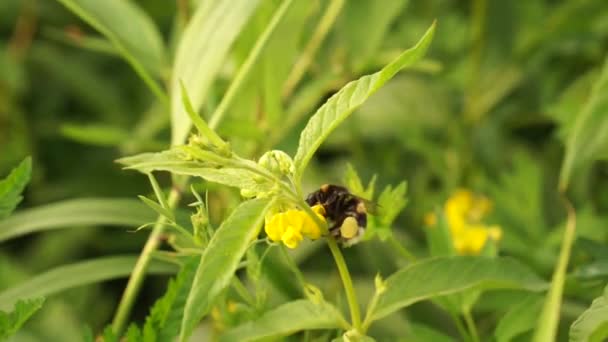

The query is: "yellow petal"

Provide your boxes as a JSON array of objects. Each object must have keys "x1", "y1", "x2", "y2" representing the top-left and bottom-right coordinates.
[
  {"x1": 487, "y1": 225, "x2": 502, "y2": 241},
  {"x1": 265, "y1": 212, "x2": 286, "y2": 242},
  {"x1": 282, "y1": 225, "x2": 303, "y2": 249}
]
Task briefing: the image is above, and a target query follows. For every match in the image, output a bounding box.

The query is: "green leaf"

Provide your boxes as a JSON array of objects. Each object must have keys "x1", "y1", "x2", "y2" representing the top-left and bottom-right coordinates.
[
  {"x1": 142, "y1": 256, "x2": 199, "y2": 341},
  {"x1": 293, "y1": 22, "x2": 435, "y2": 180},
  {"x1": 365, "y1": 182, "x2": 407, "y2": 241},
  {"x1": 179, "y1": 198, "x2": 273, "y2": 341},
  {"x1": 220, "y1": 300, "x2": 348, "y2": 342},
  {"x1": 570, "y1": 285, "x2": 608, "y2": 342},
  {"x1": 0, "y1": 157, "x2": 31, "y2": 219},
  {"x1": 369, "y1": 256, "x2": 546, "y2": 322},
  {"x1": 0, "y1": 198, "x2": 155, "y2": 242},
  {"x1": 343, "y1": 163, "x2": 375, "y2": 199},
  {"x1": 171, "y1": 0, "x2": 260, "y2": 145},
  {"x1": 494, "y1": 295, "x2": 544, "y2": 342},
  {"x1": 0, "y1": 256, "x2": 176, "y2": 310},
  {"x1": 54, "y1": 0, "x2": 167, "y2": 103},
  {"x1": 0, "y1": 297, "x2": 44, "y2": 340},
  {"x1": 559, "y1": 55, "x2": 608, "y2": 191},
  {"x1": 342, "y1": 0, "x2": 409, "y2": 72},
  {"x1": 377, "y1": 182, "x2": 408, "y2": 227},
  {"x1": 117, "y1": 150, "x2": 205, "y2": 174},
  {"x1": 60, "y1": 123, "x2": 131, "y2": 147},
  {"x1": 403, "y1": 322, "x2": 454, "y2": 342},
  {"x1": 179, "y1": 82, "x2": 227, "y2": 149},
  {"x1": 138, "y1": 195, "x2": 175, "y2": 222}
]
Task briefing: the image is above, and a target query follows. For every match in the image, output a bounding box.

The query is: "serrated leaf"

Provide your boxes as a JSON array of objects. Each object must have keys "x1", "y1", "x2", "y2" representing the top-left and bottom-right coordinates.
[
  {"x1": 570, "y1": 285, "x2": 608, "y2": 342},
  {"x1": 0, "y1": 297, "x2": 44, "y2": 340},
  {"x1": 559, "y1": 55, "x2": 608, "y2": 191},
  {"x1": 377, "y1": 182, "x2": 408, "y2": 227},
  {"x1": 219, "y1": 300, "x2": 348, "y2": 342},
  {"x1": 179, "y1": 198, "x2": 273, "y2": 341},
  {"x1": 343, "y1": 163, "x2": 366, "y2": 197},
  {"x1": 369, "y1": 257, "x2": 546, "y2": 322},
  {"x1": 171, "y1": 0, "x2": 260, "y2": 145},
  {"x1": 495, "y1": 295, "x2": 544, "y2": 342},
  {"x1": 0, "y1": 198, "x2": 155, "y2": 242},
  {"x1": 54, "y1": 0, "x2": 166, "y2": 101},
  {"x1": 0, "y1": 256, "x2": 176, "y2": 310},
  {"x1": 0, "y1": 157, "x2": 31, "y2": 219},
  {"x1": 141, "y1": 256, "x2": 199, "y2": 341},
  {"x1": 293, "y1": 22, "x2": 435, "y2": 180}
]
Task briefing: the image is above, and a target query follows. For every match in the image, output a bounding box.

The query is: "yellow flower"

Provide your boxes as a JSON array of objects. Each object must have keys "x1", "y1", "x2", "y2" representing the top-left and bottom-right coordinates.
[
  {"x1": 427, "y1": 189, "x2": 502, "y2": 255},
  {"x1": 264, "y1": 205, "x2": 326, "y2": 249}
]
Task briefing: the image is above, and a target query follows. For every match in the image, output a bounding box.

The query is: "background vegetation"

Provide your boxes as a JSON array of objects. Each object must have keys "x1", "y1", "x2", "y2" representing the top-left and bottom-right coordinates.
[{"x1": 1, "y1": 0, "x2": 608, "y2": 341}]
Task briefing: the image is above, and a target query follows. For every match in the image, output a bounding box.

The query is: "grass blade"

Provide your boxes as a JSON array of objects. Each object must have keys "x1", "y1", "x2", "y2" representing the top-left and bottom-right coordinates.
[
  {"x1": 559, "y1": 55, "x2": 608, "y2": 191},
  {"x1": 54, "y1": 0, "x2": 167, "y2": 104},
  {"x1": 0, "y1": 256, "x2": 176, "y2": 310},
  {"x1": 0, "y1": 198, "x2": 155, "y2": 242},
  {"x1": 171, "y1": 0, "x2": 260, "y2": 145}
]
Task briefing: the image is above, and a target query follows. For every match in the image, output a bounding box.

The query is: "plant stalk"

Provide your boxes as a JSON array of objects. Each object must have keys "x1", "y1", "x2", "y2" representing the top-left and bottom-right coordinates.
[
  {"x1": 327, "y1": 237, "x2": 362, "y2": 331},
  {"x1": 282, "y1": 0, "x2": 345, "y2": 99},
  {"x1": 111, "y1": 187, "x2": 181, "y2": 334},
  {"x1": 298, "y1": 199, "x2": 361, "y2": 330},
  {"x1": 463, "y1": 310, "x2": 480, "y2": 342}
]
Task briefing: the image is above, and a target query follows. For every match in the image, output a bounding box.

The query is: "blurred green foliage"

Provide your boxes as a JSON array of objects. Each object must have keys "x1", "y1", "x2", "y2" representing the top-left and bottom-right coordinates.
[{"x1": 1, "y1": 0, "x2": 608, "y2": 341}]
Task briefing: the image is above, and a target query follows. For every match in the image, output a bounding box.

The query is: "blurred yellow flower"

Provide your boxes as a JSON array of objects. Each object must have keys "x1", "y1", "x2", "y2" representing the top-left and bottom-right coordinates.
[
  {"x1": 427, "y1": 189, "x2": 502, "y2": 255},
  {"x1": 265, "y1": 205, "x2": 326, "y2": 249}
]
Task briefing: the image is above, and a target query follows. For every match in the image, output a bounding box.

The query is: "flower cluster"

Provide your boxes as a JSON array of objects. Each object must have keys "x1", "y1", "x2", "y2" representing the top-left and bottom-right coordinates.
[
  {"x1": 264, "y1": 205, "x2": 326, "y2": 249},
  {"x1": 426, "y1": 189, "x2": 502, "y2": 255}
]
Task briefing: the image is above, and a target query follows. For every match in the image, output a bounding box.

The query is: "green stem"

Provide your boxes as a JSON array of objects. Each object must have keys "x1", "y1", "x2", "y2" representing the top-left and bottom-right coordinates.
[
  {"x1": 279, "y1": 244, "x2": 307, "y2": 292},
  {"x1": 112, "y1": 187, "x2": 181, "y2": 334},
  {"x1": 463, "y1": 310, "x2": 480, "y2": 342},
  {"x1": 532, "y1": 197, "x2": 577, "y2": 341},
  {"x1": 450, "y1": 312, "x2": 471, "y2": 342},
  {"x1": 208, "y1": 0, "x2": 295, "y2": 129},
  {"x1": 327, "y1": 238, "x2": 362, "y2": 331},
  {"x1": 298, "y1": 199, "x2": 361, "y2": 331},
  {"x1": 361, "y1": 291, "x2": 380, "y2": 333},
  {"x1": 231, "y1": 276, "x2": 256, "y2": 307},
  {"x1": 282, "y1": 0, "x2": 345, "y2": 99},
  {"x1": 388, "y1": 235, "x2": 416, "y2": 262}
]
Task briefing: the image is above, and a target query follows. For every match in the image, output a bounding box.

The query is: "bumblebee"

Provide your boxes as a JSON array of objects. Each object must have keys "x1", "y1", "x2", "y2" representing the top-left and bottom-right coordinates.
[{"x1": 305, "y1": 184, "x2": 373, "y2": 246}]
